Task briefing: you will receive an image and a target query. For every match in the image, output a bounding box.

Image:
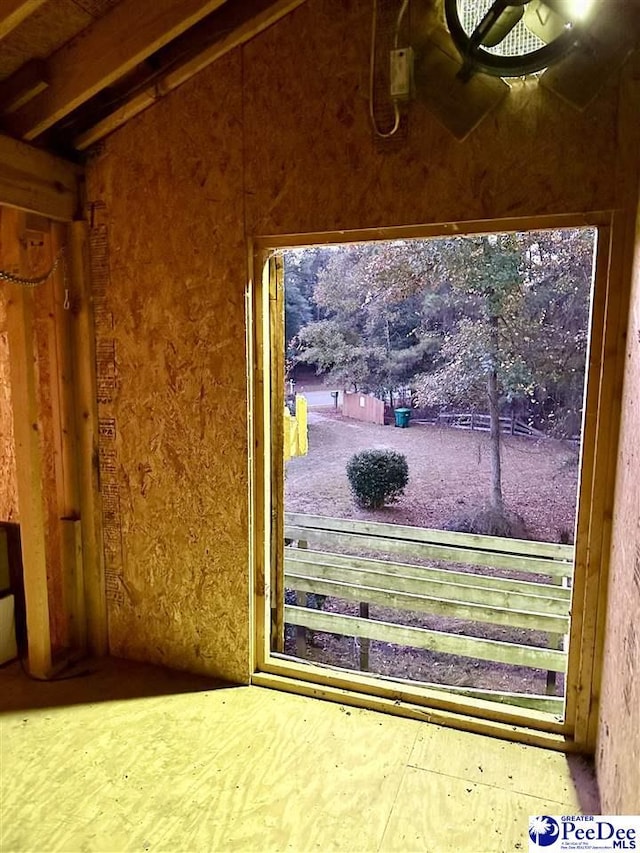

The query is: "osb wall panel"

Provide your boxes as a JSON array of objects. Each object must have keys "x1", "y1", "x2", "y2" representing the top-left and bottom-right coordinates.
[
  {"x1": 243, "y1": 0, "x2": 619, "y2": 236},
  {"x1": 597, "y1": 204, "x2": 640, "y2": 814},
  {"x1": 86, "y1": 53, "x2": 249, "y2": 683},
  {"x1": 0, "y1": 294, "x2": 18, "y2": 522},
  {"x1": 87, "y1": 0, "x2": 630, "y2": 684}
]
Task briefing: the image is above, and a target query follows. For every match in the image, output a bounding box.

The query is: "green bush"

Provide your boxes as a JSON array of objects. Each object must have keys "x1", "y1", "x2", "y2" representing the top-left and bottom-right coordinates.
[{"x1": 346, "y1": 449, "x2": 409, "y2": 509}]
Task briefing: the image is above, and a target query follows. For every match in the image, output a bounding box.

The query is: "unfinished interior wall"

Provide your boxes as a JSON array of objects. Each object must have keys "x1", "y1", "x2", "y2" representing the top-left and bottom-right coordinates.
[
  {"x1": 0, "y1": 293, "x2": 18, "y2": 522},
  {"x1": 597, "y1": 194, "x2": 640, "y2": 813},
  {"x1": 242, "y1": 2, "x2": 621, "y2": 234},
  {"x1": 86, "y1": 54, "x2": 248, "y2": 681},
  {"x1": 86, "y1": 0, "x2": 635, "y2": 687}
]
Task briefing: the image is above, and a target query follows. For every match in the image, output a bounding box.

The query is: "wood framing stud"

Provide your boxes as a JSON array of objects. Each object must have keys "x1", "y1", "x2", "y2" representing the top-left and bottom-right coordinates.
[
  {"x1": 1, "y1": 207, "x2": 52, "y2": 677},
  {"x1": 0, "y1": 59, "x2": 48, "y2": 116},
  {"x1": 68, "y1": 220, "x2": 108, "y2": 655}
]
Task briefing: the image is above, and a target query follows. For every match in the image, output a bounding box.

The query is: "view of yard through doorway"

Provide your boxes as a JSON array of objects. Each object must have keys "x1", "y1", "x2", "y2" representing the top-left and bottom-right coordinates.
[{"x1": 276, "y1": 227, "x2": 597, "y2": 719}]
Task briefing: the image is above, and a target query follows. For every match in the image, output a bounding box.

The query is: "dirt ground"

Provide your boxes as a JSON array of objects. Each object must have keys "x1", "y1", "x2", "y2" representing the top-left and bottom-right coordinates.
[
  {"x1": 283, "y1": 409, "x2": 580, "y2": 698},
  {"x1": 286, "y1": 409, "x2": 579, "y2": 540}
]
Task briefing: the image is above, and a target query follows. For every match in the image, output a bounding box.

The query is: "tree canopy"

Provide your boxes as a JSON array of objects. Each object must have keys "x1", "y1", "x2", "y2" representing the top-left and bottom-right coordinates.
[
  {"x1": 289, "y1": 241, "x2": 438, "y2": 397},
  {"x1": 284, "y1": 228, "x2": 595, "y2": 526},
  {"x1": 285, "y1": 228, "x2": 595, "y2": 440}
]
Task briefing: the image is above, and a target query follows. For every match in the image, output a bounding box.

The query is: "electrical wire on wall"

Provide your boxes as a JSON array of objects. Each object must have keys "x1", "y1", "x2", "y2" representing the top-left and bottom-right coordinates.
[{"x1": 369, "y1": 0, "x2": 410, "y2": 138}]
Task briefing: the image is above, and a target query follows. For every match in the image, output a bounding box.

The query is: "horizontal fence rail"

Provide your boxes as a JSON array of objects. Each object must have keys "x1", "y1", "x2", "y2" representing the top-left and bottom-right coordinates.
[
  {"x1": 285, "y1": 605, "x2": 567, "y2": 671},
  {"x1": 286, "y1": 513, "x2": 574, "y2": 577},
  {"x1": 286, "y1": 563, "x2": 570, "y2": 633},
  {"x1": 283, "y1": 513, "x2": 575, "y2": 712}
]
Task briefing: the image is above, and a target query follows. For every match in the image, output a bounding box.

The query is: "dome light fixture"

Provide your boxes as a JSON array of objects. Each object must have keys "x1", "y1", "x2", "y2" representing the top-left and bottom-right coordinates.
[{"x1": 444, "y1": 0, "x2": 597, "y2": 80}]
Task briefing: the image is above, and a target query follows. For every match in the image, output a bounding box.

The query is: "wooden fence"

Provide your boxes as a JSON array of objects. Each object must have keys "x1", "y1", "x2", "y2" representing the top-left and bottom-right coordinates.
[
  {"x1": 283, "y1": 513, "x2": 574, "y2": 713},
  {"x1": 343, "y1": 392, "x2": 385, "y2": 425},
  {"x1": 437, "y1": 412, "x2": 545, "y2": 438}
]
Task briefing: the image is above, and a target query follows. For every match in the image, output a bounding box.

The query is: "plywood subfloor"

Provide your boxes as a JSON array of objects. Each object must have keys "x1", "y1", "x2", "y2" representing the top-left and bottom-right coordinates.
[{"x1": 0, "y1": 658, "x2": 599, "y2": 853}]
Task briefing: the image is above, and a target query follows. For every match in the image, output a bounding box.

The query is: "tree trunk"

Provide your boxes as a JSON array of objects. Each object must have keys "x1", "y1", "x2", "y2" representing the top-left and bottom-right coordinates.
[{"x1": 487, "y1": 312, "x2": 504, "y2": 514}]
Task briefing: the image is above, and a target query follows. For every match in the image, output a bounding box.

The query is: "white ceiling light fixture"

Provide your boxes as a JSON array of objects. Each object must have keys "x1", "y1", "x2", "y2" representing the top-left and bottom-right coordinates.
[{"x1": 444, "y1": 0, "x2": 598, "y2": 80}]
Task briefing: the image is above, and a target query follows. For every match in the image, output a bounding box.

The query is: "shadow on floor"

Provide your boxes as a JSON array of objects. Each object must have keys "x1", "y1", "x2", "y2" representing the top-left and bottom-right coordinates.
[{"x1": 0, "y1": 655, "x2": 238, "y2": 714}]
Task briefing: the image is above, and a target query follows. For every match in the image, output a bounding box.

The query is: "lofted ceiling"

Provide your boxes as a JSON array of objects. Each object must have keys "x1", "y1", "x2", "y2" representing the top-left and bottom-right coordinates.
[
  {"x1": 0, "y1": 0, "x2": 639, "y2": 157},
  {"x1": 0, "y1": 0, "x2": 308, "y2": 157}
]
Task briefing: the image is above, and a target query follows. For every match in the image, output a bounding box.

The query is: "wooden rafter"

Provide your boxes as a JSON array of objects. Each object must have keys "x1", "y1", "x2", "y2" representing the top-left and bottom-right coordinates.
[
  {"x1": 0, "y1": 131, "x2": 80, "y2": 220},
  {"x1": 0, "y1": 59, "x2": 48, "y2": 115},
  {"x1": 0, "y1": 0, "x2": 46, "y2": 40},
  {"x1": 74, "y1": 0, "x2": 309, "y2": 150},
  {"x1": 4, "y1": 0, "x2": 230, "y2": 141}
]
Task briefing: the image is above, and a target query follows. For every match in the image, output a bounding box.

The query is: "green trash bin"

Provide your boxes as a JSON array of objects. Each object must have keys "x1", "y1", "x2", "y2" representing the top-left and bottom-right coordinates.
[{"x1": 394, "y1": 407, "x2": 411, "y2": 428}]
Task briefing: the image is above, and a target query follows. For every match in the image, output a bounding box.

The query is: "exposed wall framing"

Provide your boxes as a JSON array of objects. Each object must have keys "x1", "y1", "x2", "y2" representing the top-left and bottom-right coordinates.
[
  {"x1": 67, "y1": 218, "x2": 107, "y2": 655},
  {"x1": 0, "y1": 291, "x2": 19, "y2": 522},
  {"x1": 0, "y1": 207, "x2": 81, "y2": 669},
  {"x1": 1, "y1": 208, "x2": 53, "y2": 674},
  {"x1": 0, "y1": 128, "x2": 106, "y2": 669}
]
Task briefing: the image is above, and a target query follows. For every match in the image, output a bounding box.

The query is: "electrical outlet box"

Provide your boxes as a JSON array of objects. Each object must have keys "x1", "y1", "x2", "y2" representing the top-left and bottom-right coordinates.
[{"x1": 390, "y1": 47, "x2": 414, "y2": 101}]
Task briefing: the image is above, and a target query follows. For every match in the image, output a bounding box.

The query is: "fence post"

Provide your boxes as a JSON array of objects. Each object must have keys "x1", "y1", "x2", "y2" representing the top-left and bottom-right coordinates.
[
  {"x1": 546, "y1": 572, "x2": 567, "y2": 695},
  {"x1": 296, "y1": 539, "x2": 308, "y2": 659},
  {"x1": 359, "y1": 602, "x2": 370, "y2": 671}
]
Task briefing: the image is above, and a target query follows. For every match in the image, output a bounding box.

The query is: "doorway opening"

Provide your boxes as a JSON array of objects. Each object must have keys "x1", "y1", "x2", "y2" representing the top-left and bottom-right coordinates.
[{"x1": 251, "y1": 216, "x2": 613, "y2": 745}]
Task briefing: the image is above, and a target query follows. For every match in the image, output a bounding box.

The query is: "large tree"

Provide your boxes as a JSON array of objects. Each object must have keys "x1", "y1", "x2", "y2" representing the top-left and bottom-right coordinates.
[
  {"x1": 516, "y1": 228, "x2": 594, "y2": 437},
  {"x1": 292, "y1": 242, "x2": 437, "y2": 401},
  {"x1": 415, "y1": 234, "x2": 524, "y2": 513},
  {"x1": 415, "y1": 229, "x2": 595, "y2": 517},
  {"x1": 283, "y1": 247, "x2": 333, "y2": 344}
]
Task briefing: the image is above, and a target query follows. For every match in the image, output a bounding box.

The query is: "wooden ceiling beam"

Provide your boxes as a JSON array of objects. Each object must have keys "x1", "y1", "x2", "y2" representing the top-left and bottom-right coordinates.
[
  {"x1": 0, "y1": 59, "x2": 48, "y2": 115},
  {"x1": 4, "y1": 0, "x2": 230, "y2": 141},
  {"x1": 74, "y1": 0, "x2": 308, "y2": 150},
  {"x1": 0, "y1": 131, "x2": 80, "y2": 220},
  {"x1": 0, "y1": 0, "x2": 47, "y2": 40}
]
